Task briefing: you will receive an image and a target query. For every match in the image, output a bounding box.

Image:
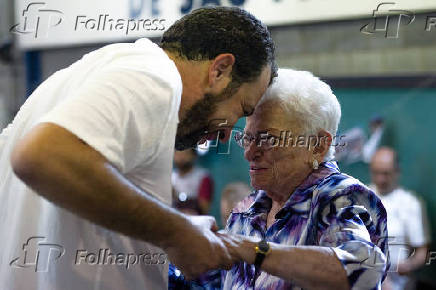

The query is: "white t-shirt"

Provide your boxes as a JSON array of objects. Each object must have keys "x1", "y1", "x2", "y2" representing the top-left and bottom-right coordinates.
[
  {"x1": 0, "y1": 38, "x2": 182, "y2": 290},
  {"x1": 370, "y1": 185, "x2": 430, "y2": 290}
]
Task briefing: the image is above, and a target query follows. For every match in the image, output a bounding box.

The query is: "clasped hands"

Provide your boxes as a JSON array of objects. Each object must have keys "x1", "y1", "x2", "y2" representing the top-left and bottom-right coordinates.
[{"x1": 165, "y1": 215, "x2": 260, "y2": 280}]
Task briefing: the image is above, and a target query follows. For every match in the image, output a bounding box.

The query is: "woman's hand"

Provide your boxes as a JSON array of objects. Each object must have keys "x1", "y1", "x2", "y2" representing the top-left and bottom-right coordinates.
[{"x1": 216, "y1": 232, "x2": 259, "y2": 265}]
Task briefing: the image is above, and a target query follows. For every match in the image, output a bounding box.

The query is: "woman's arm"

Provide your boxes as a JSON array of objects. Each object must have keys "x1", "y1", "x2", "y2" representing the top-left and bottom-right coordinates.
[
  {"x1": 219, "y1": 188, "x2": 388, "y2": 290},
  {"x1": 225, "y1": 236, "x2": 349, "y2": 290},
  {"x1": 262, "y1": 244, "x2": 349, "y2": 289}
]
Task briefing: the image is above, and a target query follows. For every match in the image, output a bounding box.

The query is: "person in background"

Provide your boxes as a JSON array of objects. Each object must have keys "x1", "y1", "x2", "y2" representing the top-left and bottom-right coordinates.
[
  {"x1": 220, "y1": 182, "x2": 251, "y2": 226},
  {"x1": 335, "y1": 115, "x2": 384, "y2": 165},
  {"x1": 370, "y1": 147, "x2": 430, "y2": 290},
  {"x1": 172, "y1": 149, "x2": 214, "y2": 215}
]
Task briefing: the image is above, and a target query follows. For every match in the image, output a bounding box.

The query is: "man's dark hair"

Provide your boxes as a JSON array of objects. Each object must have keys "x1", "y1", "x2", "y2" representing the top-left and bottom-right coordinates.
[{"x1": 160, "y1": 6, "x2": 277, "y2": 85}]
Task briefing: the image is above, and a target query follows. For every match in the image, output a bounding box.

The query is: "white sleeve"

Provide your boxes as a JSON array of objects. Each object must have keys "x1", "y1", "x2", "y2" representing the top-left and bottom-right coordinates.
[
  {"x1": 37, "y1": 67, "x2": 174, "y2": 173},
  {"x1": 406, "y1": 195, "x2": 431, "y2": 247}
]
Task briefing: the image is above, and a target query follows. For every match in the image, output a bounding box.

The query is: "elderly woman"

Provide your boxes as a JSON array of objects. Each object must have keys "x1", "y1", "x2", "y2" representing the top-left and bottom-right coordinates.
[{"x1": 212, "y1": 68, "x2": 389, "y2": 290}]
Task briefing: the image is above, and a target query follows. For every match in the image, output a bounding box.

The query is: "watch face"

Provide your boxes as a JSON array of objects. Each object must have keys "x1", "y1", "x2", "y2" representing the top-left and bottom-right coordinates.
[{"x1": 259, "y1": 240, "x2": 269, "y2": 252}]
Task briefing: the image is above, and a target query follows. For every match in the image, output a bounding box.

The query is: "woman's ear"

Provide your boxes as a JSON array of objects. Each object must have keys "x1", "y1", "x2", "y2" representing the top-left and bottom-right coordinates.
[
  {"x1": 208, "y1": 53, "x2": 235, "y2": 88},
  {"x1": 313, "y1": 129, "x2": 332, "y2": 161}
]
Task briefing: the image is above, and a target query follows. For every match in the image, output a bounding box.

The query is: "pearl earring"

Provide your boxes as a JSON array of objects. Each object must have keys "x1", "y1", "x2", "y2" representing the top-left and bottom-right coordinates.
[{"x1": 312, "y1": 159, "x2": 319, "y2": 170}]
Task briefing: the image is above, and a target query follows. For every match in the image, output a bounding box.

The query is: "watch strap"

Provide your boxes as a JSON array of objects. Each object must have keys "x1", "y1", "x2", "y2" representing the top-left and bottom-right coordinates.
[{"x1": 254, "y1": 239, "x2": 270, "y2": 269}]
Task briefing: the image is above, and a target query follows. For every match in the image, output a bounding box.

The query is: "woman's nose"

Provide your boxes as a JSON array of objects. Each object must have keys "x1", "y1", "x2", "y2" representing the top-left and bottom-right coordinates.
[{"x1": 244, "y1": 139, "x2": 261, "y2": 161}]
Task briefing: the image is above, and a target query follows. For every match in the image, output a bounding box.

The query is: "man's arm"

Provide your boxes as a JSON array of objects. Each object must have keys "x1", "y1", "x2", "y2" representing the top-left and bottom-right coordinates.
[
  {"x1": 11, "y1": 122, "x2": 233, "y2": 278},
  {"x1": 398, "y1": 245, "x2": 429, "y2": 275},
  {"x1": 399, "y1": 195, "x2": 431, "y2": 275}
]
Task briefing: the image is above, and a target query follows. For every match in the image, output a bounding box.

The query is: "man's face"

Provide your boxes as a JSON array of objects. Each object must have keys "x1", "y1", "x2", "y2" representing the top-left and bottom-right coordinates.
[
  {"x1": 370, "y1": 151, "x2": 398, "y2": 194},
  {"x1": 175, "y1": 66, "x2": 272, "y2": 150}
]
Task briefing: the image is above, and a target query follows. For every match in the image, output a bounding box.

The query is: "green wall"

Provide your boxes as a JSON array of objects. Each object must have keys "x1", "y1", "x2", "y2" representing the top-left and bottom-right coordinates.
[{"x1": 198, "y1": 87, "x2": 436, "y2": 284}]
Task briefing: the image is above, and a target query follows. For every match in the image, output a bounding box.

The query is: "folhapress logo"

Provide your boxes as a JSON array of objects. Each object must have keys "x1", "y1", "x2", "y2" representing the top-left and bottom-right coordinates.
[
  {"x1": 10, "y1": 2, "x2": 63, "y2": 38},
  {"x1": 10, "y1": 236, "x2": 65, "y2": 272},
  {"x1": 361, "y1": 2, "x2": 415, "y2": 38}
]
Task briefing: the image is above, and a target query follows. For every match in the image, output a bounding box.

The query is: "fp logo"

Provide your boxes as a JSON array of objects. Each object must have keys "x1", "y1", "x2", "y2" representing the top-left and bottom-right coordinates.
[
  {"x1": 10, "y1": 2, "x2": 63, "y2": 38},
  {"x1": 361, "y1": 2, "x2": 415, "y2": 38},
  {"x1": 10, "y1": 236, "x2": 65, "y2": 272}
]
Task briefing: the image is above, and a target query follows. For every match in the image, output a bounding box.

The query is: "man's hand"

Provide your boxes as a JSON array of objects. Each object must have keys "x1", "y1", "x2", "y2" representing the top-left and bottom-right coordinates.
[
  {"x1": 188, "y1": 215, "x2": 219, "y2": 232},
  {"x1": 165, "y1": 218, "x2": 235, "y2": 280}
]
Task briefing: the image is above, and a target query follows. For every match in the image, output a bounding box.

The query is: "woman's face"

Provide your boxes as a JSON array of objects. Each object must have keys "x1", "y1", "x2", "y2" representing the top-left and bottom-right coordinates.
[{"x1": 244, "y1": 101, "x2": 314, "y2": 197}]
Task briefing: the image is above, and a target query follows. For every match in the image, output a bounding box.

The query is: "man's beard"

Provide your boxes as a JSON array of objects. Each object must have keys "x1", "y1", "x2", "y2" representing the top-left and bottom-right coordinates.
[{"x1": 175, "y1": 81, "x2": 240, "y2": 151}]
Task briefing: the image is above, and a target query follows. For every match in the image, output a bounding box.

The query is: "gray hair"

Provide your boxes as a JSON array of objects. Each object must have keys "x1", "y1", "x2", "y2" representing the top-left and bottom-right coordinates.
[{"x1": 258, "y1": 68, "x2": 341, "y2": 161}]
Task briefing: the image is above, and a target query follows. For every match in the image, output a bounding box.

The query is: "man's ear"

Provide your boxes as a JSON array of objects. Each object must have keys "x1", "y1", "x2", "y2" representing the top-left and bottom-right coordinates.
[
  {"x1": 313, "y1": 129, "x2": 333, "y2": 161},
  {"x1": 208, "y1": 53, "x2": 235, "y2": 88}
]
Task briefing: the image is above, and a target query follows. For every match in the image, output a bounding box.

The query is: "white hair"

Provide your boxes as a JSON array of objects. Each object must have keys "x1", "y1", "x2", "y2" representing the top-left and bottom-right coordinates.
[{"x1": 258, "y1": 68, "x2": 341, "y2": 161}]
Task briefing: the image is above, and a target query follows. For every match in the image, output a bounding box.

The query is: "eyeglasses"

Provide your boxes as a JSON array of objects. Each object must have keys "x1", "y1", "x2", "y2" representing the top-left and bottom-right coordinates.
[{"x1": 234, "y1": 131, "x2": 281, "y2": 150}]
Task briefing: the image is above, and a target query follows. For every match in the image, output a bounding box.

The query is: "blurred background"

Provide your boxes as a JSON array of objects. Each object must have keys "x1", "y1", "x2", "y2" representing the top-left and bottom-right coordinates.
[{"x1": 1, "y1": 0, "x2": 436, "y2": 288}]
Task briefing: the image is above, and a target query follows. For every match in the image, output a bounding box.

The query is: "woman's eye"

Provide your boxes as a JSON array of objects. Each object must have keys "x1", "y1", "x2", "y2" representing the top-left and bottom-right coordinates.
[{"x1": 267, "y1": 136, "x2": 280, "y2": 147}]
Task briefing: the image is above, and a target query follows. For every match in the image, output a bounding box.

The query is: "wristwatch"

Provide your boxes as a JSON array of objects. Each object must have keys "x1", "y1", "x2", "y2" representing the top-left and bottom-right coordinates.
[{"x1": 254, "y1": 239, "x2": 271, "y2": 269}]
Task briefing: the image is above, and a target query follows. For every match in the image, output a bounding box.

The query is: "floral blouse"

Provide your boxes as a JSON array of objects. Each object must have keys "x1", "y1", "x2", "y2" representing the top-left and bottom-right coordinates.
[{"x1": 222, "y1": 161, "x2": 389, "y2": 290}]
